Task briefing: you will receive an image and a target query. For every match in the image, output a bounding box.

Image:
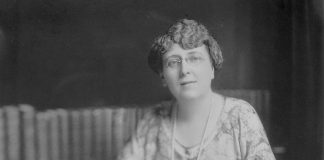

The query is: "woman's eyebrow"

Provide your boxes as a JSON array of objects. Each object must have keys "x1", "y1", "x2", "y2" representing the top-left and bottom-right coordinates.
[
  {"x1": 187, "y1": 51, "x2": 203, "y2": 55},
  {"x1": 163, "y1": 54, "x2": 180, "y2": 61}
]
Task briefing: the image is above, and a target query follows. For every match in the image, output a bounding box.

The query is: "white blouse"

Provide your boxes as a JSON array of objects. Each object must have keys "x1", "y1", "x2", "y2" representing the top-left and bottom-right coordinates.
[{"x1": 117, "y1": 97, "x2": 276, "y2": 160}]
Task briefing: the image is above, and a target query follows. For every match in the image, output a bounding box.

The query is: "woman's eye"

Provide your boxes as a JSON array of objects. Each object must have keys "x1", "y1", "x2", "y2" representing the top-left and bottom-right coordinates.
[
  {"x1": 167, "y1": 59, "x2": 181, "y2": 68},
  {"x1": 188, "y1": 56, "x2": 202, "y2": 64}
]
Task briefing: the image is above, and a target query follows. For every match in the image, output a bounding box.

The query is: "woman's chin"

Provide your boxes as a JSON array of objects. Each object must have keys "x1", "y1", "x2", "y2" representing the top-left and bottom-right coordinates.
[{"x1": 177, "y1": 91, "x2": 203, "y2": 100}]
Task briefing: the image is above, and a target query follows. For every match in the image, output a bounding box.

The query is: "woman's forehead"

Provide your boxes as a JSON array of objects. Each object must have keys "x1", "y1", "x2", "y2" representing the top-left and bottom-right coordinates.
[{"x1": 164, "y1": 44, "x2": 208, "y2": 57}]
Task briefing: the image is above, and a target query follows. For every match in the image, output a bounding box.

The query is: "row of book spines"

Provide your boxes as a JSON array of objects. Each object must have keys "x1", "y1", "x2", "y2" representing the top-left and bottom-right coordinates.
[
  {"x1": 0, "y1": 90, "x2": 270, "y2": 160},
  {"x1": 0, "y1": 105, "x2": 22, "y2": 160},
  {"x1": 0, "y1": 105, "x2": 150, "y2": 160}
]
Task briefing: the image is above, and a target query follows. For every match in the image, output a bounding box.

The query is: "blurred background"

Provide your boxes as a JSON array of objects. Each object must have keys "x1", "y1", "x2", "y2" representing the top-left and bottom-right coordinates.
[{"x1": 0, "y1": 0, "x2": 323, "y2": 159}]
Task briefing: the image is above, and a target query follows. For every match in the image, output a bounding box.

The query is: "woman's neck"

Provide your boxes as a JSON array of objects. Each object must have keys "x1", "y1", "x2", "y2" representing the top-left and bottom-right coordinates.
[{"x1": 176, "y1": 91, "x2": 214, "y2": 123}]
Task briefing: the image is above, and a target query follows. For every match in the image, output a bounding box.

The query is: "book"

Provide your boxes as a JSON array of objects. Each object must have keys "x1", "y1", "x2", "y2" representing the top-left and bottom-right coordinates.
[
  {"x1": 48, "y1": 110, "x2": 59, "y2": 160},
  {"x1": 112, "y1": 108, "x2": 125, "y2": 159},
  {"x1": 5, "y1": 106, "x2": 21, "y2": 160},
  {"x1": 0, "y1": 108, "x2": 4, "y2": 160},
  {"x1": 71, "y1": 111, "x2": 81, "y2": 160},
  {"x1": 127, "y1": 108, "x2": 137, "y2": 137},
  {"x1": 122, "y1": 109, "x2": 130, "y2": 145},
  {"x1": 36, "y1": 112, "x2": 49, "y2": 160},
  {"x1": 57, "y1": 109, "x2": 69, "y2": 160},
  {"x1": 104, "y1": 108, "x2": 112, "y2": 160},
  {"x1": 93, "y1": 109, "x2": 105, "y2": 160},
  {"x1": 81, "y1": 109, "x2": 92, "y2": 160},
  {"x1": 19, "y1": 104, "x2": 36, "y2": 160},
  {"x1": 250, "y1": 90, "x2": 258, "y2": 112},
  {"x1": 263, "y1": 90, "x2": 271, "y2": 132}
]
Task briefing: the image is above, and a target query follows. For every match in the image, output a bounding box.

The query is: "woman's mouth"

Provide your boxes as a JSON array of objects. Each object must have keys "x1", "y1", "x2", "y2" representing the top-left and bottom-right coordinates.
[{"x1": 179, "y1": 81, "x2": 196, "y2": 86}]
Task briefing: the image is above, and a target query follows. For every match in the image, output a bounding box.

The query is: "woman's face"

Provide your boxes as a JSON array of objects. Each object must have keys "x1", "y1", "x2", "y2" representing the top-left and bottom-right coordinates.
[{"x1": 161, "y1": 44, "x2": 214, "y2": 100}]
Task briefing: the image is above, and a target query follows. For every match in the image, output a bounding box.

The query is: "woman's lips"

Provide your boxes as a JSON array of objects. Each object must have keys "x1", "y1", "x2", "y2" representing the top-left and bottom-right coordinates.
[{"x1": 179, "y1": 81, "x2": 196, "y2": 85}]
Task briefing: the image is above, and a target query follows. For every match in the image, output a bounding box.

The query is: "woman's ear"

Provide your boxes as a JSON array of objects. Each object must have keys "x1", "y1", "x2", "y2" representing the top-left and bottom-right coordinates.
[{"x1": 160, "y1": 73, "x2": 167, "y2": 87}]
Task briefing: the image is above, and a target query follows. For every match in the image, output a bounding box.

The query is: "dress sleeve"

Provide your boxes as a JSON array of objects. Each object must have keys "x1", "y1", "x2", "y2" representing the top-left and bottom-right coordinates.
[{"x1": 237, "y1": 101, "x2": 276, "y2": 160}]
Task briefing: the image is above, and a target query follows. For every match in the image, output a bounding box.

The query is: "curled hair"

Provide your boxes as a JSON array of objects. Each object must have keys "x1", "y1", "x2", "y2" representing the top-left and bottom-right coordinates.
[{"x1": 148, "y1": 19, "x2": 223, "y2": 74}]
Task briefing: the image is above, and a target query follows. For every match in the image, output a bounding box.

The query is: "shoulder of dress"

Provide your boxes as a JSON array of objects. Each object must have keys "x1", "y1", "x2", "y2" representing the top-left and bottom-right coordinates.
[
  {"x1": 138, "y1": 101, "x2": 172, "y2": 125},
  {"x1": 221, "y1": 97, "x2": 258, "y2": 122},
  {"x1": 219, "y1": 97, "x2": 263, "y2": 133},
  {"x1": 224, "y1": 97, "x2": 255, "y2": 112}
]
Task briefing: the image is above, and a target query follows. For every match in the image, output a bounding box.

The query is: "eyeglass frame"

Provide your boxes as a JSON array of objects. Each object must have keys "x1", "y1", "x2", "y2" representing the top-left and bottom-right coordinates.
[{"x1": 162, "y1": 53, "x2": 207, "y2": 69}]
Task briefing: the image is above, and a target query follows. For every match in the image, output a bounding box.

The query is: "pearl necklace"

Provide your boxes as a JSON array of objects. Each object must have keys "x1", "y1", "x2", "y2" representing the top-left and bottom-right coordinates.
[{"x1": 171, "y1": 98, "x2": 215, "y2": 160}]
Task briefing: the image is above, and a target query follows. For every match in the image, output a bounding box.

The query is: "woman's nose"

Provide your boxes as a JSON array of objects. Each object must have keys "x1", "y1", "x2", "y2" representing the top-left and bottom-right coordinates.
[{"x1": 179, "y1": 59, "x2": 190, "y2": 76}]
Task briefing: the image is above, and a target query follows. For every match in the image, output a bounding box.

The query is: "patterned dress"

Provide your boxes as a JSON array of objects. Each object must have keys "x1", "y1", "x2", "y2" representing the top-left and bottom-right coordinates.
[{"x1": 117, "y1": 97, "x2": 276, "y2": 160}]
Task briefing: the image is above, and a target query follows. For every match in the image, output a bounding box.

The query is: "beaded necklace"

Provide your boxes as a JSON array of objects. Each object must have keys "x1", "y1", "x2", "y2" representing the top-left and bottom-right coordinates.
[{"x1": 171, "y1": 97, "x2": 215, "y2": 160}]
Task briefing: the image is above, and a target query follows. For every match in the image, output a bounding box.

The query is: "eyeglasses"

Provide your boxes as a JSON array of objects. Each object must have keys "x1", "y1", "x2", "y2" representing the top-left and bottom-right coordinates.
[{"x1": 164, "y1": 55, "x2": 205, "y2": 69}]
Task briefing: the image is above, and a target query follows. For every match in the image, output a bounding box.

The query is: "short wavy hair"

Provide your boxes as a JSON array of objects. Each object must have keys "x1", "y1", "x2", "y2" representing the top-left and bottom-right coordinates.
[{"x1": 148, "y1": 19, "x2": 223, "y2": 74}]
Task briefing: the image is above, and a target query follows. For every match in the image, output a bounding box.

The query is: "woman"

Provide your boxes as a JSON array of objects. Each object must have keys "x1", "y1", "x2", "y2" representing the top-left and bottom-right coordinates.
[{"x1": 118, "y1": 19, "x2": 275, "y2": 160}]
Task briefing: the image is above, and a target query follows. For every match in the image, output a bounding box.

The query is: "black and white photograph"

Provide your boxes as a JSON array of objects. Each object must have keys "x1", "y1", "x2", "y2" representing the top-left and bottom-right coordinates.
[{"x1": 0, "y1": 0, "x2": 323, "y2": 160}]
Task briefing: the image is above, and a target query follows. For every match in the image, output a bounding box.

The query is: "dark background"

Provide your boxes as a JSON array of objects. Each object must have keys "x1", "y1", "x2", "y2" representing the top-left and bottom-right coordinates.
[{"x1": 0, "y1": 0, "x2": 323, "y2": 159}]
